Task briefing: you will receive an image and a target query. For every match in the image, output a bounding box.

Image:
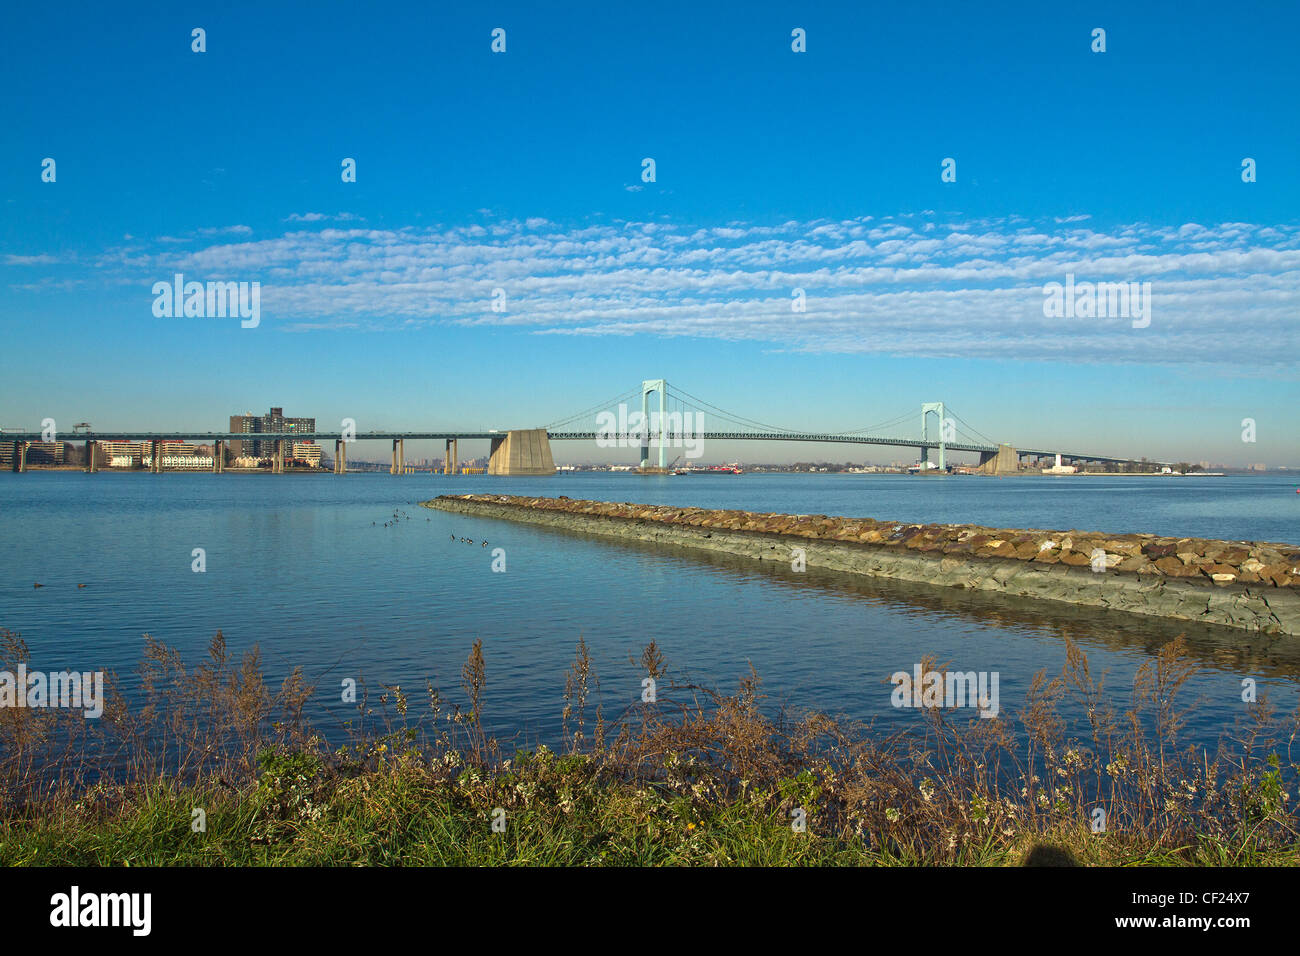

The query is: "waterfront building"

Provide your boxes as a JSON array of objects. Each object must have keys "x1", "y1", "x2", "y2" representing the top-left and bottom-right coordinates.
[
  {"x1": 160, "y1": 455, "x2": 214, "y2": 470},
  {"x1": 1042, "y1": 453, "x2": 1078, "y2": 475},
  {"x1": 289, "y1": 442, "x2": 322, "y2": 467},
  {"x1": 0, "y1": 441, "x2": 66, "y2": 465},
  {"x1": 101, "y1": 441, "x2": 145, "y2": 465},
  {"x1": 228, "y1": 414, "x2": 256, "y2": 458},
  {"x1": 228, "y1": 407, "x2": 316, "y2": 458}
]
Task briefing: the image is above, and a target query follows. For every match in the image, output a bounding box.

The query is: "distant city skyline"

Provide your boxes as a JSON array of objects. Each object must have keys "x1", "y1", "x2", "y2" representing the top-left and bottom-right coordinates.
[{"x1": 2, "y1": 2, "x2": 1296, "y2": 466}]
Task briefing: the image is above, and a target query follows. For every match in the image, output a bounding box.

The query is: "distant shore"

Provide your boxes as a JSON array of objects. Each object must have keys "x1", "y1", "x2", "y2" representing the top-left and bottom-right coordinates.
[{"x1": 1, "y1": 467, "x2": 1287, "y2": 476}]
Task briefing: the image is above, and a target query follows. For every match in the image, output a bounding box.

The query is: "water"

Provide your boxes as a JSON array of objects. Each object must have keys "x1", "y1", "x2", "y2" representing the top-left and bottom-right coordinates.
[{"x1": 1, "y1": 472, "x2": 1297, "y2": 753}]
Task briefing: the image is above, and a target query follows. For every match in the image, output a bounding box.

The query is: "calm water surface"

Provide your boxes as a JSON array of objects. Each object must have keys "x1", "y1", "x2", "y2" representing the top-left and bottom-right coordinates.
[{"x1": 2, "y1": 472, "x2": 1298, "y2": 751}]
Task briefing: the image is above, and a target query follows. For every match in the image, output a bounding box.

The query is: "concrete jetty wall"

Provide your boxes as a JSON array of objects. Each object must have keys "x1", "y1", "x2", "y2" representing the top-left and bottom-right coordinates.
[{"x1": 421, "y1": 494, "x2": 1300, "y2": 636}]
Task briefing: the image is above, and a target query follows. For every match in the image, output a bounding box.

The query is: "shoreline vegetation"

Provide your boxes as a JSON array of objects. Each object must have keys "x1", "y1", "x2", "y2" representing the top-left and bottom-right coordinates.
[
  {"x1": 1, "y1": 629, "x2": 1296, "y2": 866},
  {"x1": 424, "y1": 495, "x2": 1300, "y2": 636}
]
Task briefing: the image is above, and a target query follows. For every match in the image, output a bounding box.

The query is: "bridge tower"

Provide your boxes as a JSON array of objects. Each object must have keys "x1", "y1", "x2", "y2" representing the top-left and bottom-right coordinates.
[
  {"x1": 640, "y1": 379, "x2": 666, "y2": 469},
  {"x1": 920, "y1": 402, "x2": 946, "y2": 471}
]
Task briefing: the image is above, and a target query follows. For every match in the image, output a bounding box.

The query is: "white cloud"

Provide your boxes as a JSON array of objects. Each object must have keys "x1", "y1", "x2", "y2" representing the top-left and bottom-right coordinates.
[
  {"x1": 283, "y1": 212, "x2": 362, "y2": 223},
  {"x1": 76, "y1": 214, "x2": 1300, "y2": 368},
  {"x1": 197, "y1": 225, "x2": 253, "y2": 236}
]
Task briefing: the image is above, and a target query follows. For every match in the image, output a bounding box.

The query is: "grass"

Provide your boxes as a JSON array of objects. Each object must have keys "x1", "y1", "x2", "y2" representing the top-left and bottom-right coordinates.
[{"x1": 1, "y1": 629, "x2": 1298, "y2": 866}]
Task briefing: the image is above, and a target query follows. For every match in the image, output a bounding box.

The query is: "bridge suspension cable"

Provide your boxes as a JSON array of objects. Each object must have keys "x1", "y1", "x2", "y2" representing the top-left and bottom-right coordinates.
[
  {"x1": 842, "y1": 410, "x2": 915, "y2": 435},
  {"x1": 944, "y1": 407, "x2": 1001, "y2": 447},
  {"x1": 543, "y1": 385, "x2": 643, "y2": 430},
  {"x1": 663, "y1": 384, "x2": 800, "y2": 434}
]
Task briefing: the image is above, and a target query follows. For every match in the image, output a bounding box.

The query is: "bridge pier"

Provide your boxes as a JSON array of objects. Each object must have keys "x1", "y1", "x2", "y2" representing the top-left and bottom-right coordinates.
[
  {"x1": 151, "y1": 440, "x2": 162, "y2": 474},
  {"x1": 978, "y1": 444, "x2": 1019, "y2": 475},
  {"x1": 488, "y1": 429, "x2": 555, "y2": 475},
  {"x1": 86, "y1": 440, "x2": 97, "y2": 473},
  {"x1": 334, "y1": 440, "x2": 346, "y2": 474},
  {"x1": 444, "y1": 438, "x2": 458, "y2": 475},
  {"x1": 16, "y1": 441, "x2": 27, "y2": 473},
  {"x1": 212, "y1": 440, "x2": 223, "y2": 474}
]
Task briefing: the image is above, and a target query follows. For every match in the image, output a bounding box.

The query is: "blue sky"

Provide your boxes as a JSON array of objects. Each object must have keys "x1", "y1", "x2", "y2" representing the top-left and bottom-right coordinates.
[{"x1": 1, "y1": 0, "x2": 1297, "y2": 465}]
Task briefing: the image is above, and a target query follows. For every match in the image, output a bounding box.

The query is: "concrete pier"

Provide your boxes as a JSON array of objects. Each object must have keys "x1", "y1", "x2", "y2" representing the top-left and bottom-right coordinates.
[
  {"x1": 445, "y1": 438, "x2": 459, "y2": 475},
  {"x1": 979, "y1": 444, "x2": 1019, "y2": 475},
  {"x1": 334, "y1": 440, "x2": 346, "y2": 474},
  {"x1": 487, "y1": 429, "x2": 555, "y2": 475}
]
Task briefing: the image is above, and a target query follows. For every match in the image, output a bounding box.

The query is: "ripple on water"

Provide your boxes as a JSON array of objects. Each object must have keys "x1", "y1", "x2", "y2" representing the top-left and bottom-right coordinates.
[{"x1": 0, "y1": 471, "x2": 1295, "y2": 751}]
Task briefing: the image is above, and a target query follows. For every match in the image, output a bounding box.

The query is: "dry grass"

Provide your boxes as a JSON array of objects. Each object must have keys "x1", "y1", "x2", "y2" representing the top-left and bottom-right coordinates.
[{"x1": 1, "y1": 627, "x2": 1297, "y2": 866}]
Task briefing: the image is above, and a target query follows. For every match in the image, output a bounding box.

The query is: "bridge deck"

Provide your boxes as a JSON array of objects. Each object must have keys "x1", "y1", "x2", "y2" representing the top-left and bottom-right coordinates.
[{"x1": 1, "y1": 430, "x2": 1139, "y2": 464}]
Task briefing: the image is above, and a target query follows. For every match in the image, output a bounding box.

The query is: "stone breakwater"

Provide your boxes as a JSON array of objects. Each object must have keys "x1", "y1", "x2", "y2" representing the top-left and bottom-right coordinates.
[{"x1": 422, "y1": 495, "x2": 1300, "y2": 636}]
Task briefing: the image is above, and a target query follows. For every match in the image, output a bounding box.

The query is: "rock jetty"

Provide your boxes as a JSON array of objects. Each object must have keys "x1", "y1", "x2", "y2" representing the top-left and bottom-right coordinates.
[{"x1": 422, "y1": 494, "x2": 1300, "y2": 635}]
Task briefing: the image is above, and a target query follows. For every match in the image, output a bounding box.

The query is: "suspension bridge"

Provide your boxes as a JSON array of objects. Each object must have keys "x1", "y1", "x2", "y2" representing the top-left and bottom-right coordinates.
[
  {"x1": 3, "y1": 377, "x2": 1160, "y2": 475},
  {"x1": 540, "y1": 379, "x2": 1153, "y2": 473}
]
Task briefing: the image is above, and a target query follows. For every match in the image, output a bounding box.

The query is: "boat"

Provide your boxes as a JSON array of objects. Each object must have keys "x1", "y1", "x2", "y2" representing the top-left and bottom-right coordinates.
[{"x1": 672, "y1": 464, "x2": 743, "y2": 475}]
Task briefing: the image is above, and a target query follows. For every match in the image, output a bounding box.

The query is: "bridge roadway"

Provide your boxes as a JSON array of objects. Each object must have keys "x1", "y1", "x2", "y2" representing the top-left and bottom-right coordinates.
[
  {"x1": 3, "y1": 431, "x2": 500, "y2": 442},
  {"x1": 3, "y1": 429, "x2": 1142, "y2": 465},
  {"x1": 548, "y1": 432, "x2": 1137, "y2": 464}
]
